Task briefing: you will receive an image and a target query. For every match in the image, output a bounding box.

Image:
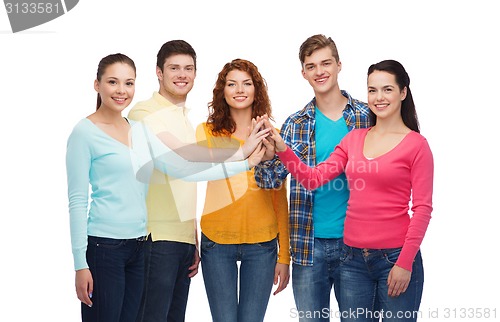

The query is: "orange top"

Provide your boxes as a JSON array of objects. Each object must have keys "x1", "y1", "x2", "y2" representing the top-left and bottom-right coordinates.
[{"x1": 196, "y1": 123, "x2": 290, "y2": 264}]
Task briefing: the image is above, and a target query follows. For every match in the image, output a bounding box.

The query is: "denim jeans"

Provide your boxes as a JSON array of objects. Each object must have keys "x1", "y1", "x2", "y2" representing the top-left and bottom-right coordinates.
[
  {"x1": 339, "y1": 246, "x2": 424, "y2": 322},
  {"x1": 200, "y1": 233, "x2": 277, "y2": 322},
  {"x1": 135, "y1": 237, "x2": 195, "y2": 322},
  {"x1": 292, "y1": 237, "x2": 344, "y2": 322},
  {"x1": 82, "y1": 236, "x2": 145, "y2": 322}
]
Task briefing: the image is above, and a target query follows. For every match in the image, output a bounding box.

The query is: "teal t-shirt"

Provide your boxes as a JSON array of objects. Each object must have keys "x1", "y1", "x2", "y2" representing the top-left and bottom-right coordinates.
[{"x1": 313, "y1": 107, "x2": 350, "y2": 238}]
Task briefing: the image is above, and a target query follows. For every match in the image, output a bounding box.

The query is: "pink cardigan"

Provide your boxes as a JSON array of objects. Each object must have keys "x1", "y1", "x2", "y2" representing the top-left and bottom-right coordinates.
[{"x1": 276, "y1": 128, "x2": 433, "y2": 271}]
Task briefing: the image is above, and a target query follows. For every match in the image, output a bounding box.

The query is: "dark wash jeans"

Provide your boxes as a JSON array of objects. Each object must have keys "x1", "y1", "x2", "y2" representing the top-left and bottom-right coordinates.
[
  {"x1": 82, "y1": 235, "x2": 145, "y2": 322},
  {"x1": 339, "y1": 247, "x2": 424, "y2": 322},
  {"x1": 135, "y1": 237, "x2": 195, "y2": 322}
]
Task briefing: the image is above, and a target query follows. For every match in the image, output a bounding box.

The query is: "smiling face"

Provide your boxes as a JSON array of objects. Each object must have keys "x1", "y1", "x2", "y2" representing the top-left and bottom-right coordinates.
[
  {"x1": 301, "y1": 46, "x2": 341, "y2": 95},
  {"x1": 157, "y1": 53, "x2": 196, "y2": 104},
  {"x1": 224, "y1": 70, "x2": 255, "y2": 112},
  {"x1": 94, "y1": 62, "x2": 135, "y2": 112},
  {"x1": 367, "y1": 70, "x2": 407, "y2": 121}
]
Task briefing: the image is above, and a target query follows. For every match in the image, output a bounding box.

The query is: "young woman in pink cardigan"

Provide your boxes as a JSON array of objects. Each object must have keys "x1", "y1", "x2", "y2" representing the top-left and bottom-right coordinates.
[{"x1": 265, "y1": 59, "x2": 433, "y2": 321}]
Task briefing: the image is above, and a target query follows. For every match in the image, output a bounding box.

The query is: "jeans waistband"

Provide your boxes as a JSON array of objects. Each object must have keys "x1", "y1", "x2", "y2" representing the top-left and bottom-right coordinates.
[
  {"x1": 346, "y1": 246, "x2": 402, "y2": 257},
  {"x1": 88, "y1": 235, "x2": 148, "y2": 242}
]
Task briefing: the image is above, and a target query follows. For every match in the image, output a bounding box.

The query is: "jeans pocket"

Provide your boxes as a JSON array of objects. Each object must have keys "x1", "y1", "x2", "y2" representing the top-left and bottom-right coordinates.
[
  {"x1": 340, "y1": 245, "x2": 352, "y2": 264},
  {"x1": 201, "y1": 233, "x2": 217, "y2": 250},
  {"x1": 88, "y1": 236, "x2": 126, "y2": 250},
  {"x1": 383, "y1": 248, "x2": 402, "y2": 265}
]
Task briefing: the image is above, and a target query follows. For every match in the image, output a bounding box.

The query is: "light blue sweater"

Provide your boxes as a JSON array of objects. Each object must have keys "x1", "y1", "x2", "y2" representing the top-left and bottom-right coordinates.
[{"x1": 66, "y1": 118, "x2": 249, "y2": 270}]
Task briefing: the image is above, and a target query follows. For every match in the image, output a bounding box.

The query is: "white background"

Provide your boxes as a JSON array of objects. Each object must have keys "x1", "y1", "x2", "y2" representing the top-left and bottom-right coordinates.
[{"x1": 1, "y1": 0, "x2": 499, "y2": 321}]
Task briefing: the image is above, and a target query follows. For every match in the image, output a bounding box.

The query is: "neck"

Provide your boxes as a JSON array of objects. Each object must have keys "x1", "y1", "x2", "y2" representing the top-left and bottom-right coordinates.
[
  {"x1": 315, "y1": 87, "x2": 347, "y2": 118},
  {"x1": 230, "y1": 107, "x2": 253, "y2": 138},
  {"x1": 158, "y1": 88, "x2": 187, "y2": 107},
  {"x1": 372, "y1": 117, "x2": 408, "y2": 134},
  {"x1": 93, "y1": 107, "x2": 124, "y2": 124}
]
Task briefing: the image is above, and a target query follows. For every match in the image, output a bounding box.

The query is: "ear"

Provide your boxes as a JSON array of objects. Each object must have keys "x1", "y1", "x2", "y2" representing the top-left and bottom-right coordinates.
[
  {"x1": 338, "y1": 60, "x2": 342, "y2": 73},
  {"x1": 401, "y1": 86, "x2": 407, "y2": 101},
  {"x1": 156, "y1": 66, "x2": 163, "y2": 80},
  {"x1": 301, "y1": 67, "x2": 307, "y2": 80},
  {"x1": 94, "y1": 79, "x2": 99, "y2": 92}
]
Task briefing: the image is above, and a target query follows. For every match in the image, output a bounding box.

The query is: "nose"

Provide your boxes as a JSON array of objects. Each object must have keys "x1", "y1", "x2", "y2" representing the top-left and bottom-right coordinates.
[
  {"x1": 177, "y1": 67, "x2": 188, "y2": 78},
  {"x1": 316, "y1": 64, "x2": 325, "y2": 75},
  {"x1": 376, "y1": 90, "x2": 384, "y2": 101},
  {"x1": 236, "y1": 84, "x2": 244, "y2": 93},
  {"x1": 116, "y1": 84, "x2": 125, "y2": 94}
]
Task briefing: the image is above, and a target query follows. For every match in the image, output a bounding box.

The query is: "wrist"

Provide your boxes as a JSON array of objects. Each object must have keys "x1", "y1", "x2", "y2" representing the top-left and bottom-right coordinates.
[{"x1": 276, "y1": 145, "x2": 287, "y2": 153}]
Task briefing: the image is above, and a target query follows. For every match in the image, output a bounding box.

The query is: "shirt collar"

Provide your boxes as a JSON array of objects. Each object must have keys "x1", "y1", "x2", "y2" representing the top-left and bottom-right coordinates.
[{"x1": 152, "y1": 91, "x2": 191, "y2": 114}]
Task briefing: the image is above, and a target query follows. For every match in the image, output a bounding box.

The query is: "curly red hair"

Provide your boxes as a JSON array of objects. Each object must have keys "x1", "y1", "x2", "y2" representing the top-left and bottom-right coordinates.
[{"x1": 207, "y1": 59, "x2": 273, "y2": 136}]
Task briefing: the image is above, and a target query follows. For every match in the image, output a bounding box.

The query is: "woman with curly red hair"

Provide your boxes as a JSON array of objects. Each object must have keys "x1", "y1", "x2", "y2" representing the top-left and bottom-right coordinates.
[{"x1": 196, "y1": 59, "x2": 290, "y2": 322}]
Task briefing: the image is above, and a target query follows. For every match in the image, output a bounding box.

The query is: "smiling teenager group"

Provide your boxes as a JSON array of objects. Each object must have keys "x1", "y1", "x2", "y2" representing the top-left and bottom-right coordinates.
[{"x1": 66, "y1": 34, "x2": 433, "y2": 322}]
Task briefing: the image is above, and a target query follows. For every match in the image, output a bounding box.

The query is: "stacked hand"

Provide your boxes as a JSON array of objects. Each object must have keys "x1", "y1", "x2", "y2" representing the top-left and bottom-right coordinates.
[
  {"x1": 246, "y1": 115, "x2": 288, "y2": 168},
  {"x1": 241, "y1": 119, "x2": 271, "y2": 159}
]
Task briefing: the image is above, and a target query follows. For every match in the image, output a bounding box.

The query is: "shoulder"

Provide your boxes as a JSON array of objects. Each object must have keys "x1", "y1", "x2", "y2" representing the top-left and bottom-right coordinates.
[
  {"x1": 69, "y1": 118, "x2": 92, "y2": 137},
  {"x1": 342, "y1": 90, "x2": 370, "y2": 112},
  {"x1": 67, "y1": 119, "x2": 93, "y2": 148},
  {"x1": 407, "y1": 131, "x2": 430, "y2": 145},
  {"x1": 283, "y1": 99, "x2": 315, "y2": 125},
  {"x1": 408, "y1": 131, "x2": 432, "y2": 150},
  {"x1": 128, "y1": 94, "x2": 157, "y2": 118}
]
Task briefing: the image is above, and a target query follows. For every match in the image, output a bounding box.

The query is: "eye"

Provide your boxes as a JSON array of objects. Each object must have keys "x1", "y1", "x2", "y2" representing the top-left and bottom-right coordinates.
[
  {"x1": 244, "y1": 82, "x2": 253, "y2": 86},
  {"x1": 186, "y1": 66, "x2": 194, "y2": 71},
  {"x1": 368, "y1": 89, "x2": 375, "y2": 93},
  {"x1": 306, "y1": 65, "x2": 314, "y2": 71},
  {"x1": 108, "y1": 80, "x2": 117, "y2": 85},
  {"x1": 126, "y1": 81, "x2": 135, "y2": 86},
  {"x1": 323, "y1": 62, "x2": 331, "y2": 67},
  {"x1": 227, "y1": 83, "x2": 235, "y2": 87}
]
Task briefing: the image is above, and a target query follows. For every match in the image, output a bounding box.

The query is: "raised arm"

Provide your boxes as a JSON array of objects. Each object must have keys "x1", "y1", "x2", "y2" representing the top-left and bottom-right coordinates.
[
  {"x1": 132, "y1": 121, "x2": 265, "y2": 183},
  {"x1": 270, "y1": 123, "x2": 348, "y2": 190},
  {"x1": 254, "y1": 119, "x2": 291, "y2": 189},
  {"x1": 154, "y1": 118, "x2": 269, "y2": 162}
]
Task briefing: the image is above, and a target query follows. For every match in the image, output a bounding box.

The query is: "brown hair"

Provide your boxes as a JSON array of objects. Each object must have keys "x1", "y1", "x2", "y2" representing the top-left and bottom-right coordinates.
[
  {"x1": 95, "y1": 53, "x2": 136, "y2": 110},
  {"x1": 299, "y1": 34, "x2": 339, "y2": 65},
  {"x1": 207, "y1": 59, "x2": 273, "y2": 136}
]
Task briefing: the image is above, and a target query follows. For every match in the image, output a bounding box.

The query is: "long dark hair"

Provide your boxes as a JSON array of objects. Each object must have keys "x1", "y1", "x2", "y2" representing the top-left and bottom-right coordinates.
[
  {"x1": 368, "y1": 60, "x2": 420, "y2": 133},
  {"x1": 95, "y1": 53, "x2": 136, "y2": 110},
  {"x1": 207, "y1": 59, "x2": 273, "y2": 136}
]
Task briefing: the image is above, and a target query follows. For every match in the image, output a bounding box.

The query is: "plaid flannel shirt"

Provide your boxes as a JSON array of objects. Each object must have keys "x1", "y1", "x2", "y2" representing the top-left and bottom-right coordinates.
[{"x1": 254, "y1": 90, "x2": 372, "y2": 266}]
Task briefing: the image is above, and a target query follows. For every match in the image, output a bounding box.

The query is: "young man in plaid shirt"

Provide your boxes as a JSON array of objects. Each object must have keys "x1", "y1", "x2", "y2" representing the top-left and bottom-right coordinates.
[{"x1": 254, "y1": 34, "x2": 372, "y2": 321}]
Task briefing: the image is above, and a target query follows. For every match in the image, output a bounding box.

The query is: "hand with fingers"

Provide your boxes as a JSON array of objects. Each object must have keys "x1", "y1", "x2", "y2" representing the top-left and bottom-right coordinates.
[
  {"x1": 75, "y1": 268, "x2": 93, "y2": 307},
  {"x1": 241, "y1": 118, "x2": 271, "y2": 158},
  {"x1": 255, "y1": 115, "x2": 277, "y2": 162},
  {"x1": 188, "y1": 248, "x2": 200, "y2": 278},
  {"x1": 387, "y1": 265, "x2": 411, "y2": 297},
  {"x1": 262, "y1": 118, "x2": 287, "y2": 152},
  {"x1": 247, "y1": 142, "x2": 266, "y2": 168},
  {"x1": 273, "y1": 263, "x2": 290, "y2": 295}
]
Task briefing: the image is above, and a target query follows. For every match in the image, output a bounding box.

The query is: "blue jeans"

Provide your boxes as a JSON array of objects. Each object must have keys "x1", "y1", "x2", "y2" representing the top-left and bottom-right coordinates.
[
  {"x1": 82, "y1": 236, "x2": 145, "y2": 322},
  {"x1": 136, "y1": 237, "x2": 195, "y2": 322},
  {"x1": 292, "y1": 237, "x2": 343, "y2": 322},
  {"x1": 200, "y1": 233, "x2": 277, "y2": 322},
  {"x1": 339, "y1": 246, "x2": 424, "y2": 322}
]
